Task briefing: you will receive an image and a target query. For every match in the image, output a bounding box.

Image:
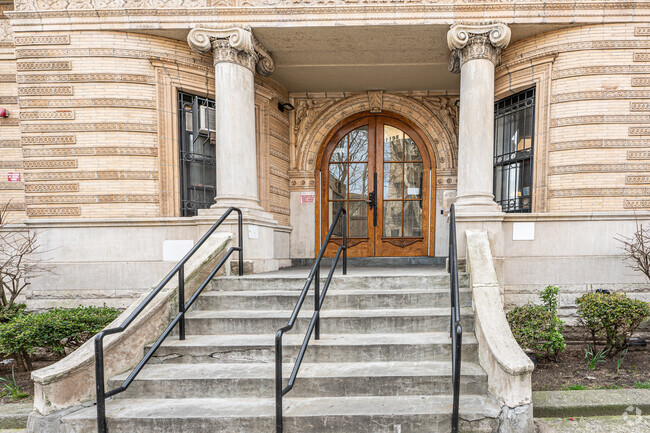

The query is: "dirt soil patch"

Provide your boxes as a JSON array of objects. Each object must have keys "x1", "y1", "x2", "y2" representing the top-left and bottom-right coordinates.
[
  {"x1": 533, "y1": 345, "x2": 650, "y2": 391},
  {"x1": 0, "y1": 354, "x2": 62, "y2": 405}
]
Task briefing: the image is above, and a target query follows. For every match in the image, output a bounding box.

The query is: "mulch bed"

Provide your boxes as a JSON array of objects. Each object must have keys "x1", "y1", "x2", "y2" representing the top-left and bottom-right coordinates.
[
  {"x1": 532, "y1": 344, "x2": 650, "y2": 391},
  {"x1": 0, "y1": 353, "x2": 63, "y2": 405}
]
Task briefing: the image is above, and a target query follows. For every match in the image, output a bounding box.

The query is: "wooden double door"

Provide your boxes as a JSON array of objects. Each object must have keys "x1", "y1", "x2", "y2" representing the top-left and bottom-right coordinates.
[{"x1": 319, "y1": 114, "x2": 434, "y2": 257}]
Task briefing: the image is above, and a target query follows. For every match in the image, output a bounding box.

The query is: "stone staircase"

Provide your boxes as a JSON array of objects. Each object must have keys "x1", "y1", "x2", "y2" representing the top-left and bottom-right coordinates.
[{"x1": 60, "y1": 268, "x2": 500, "y2": 432}]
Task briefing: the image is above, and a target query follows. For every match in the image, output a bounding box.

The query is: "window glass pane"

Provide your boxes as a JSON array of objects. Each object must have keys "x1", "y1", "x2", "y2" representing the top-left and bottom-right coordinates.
[
  {"x1": 384, "y1": 126, "x2": 404, "y2": 161},
  {"x1": 329, "y1": 201, "x2": 344, "y2": 237},
  {"x1": 349, "y1": 163, "x2": 368, "y2": 200},
  {"x1": 383, "y1": 163, "x2": 403, "y2": 199},
  {"x1": 523, "y1": 106, "x2": 534, "y2": 151},
  {"x1": 329, "y1": 164, "x2": 347, "y2": 201},
  {"x1": 348, "y1": 126, "x2": 369, "y2": 162},
  {"x1": 404, "y1": 163, "x2": 423, "y2": 199},
  {"x1": 404, "y1": 135, "x2": 422, "y2": 161},
  {"x1": 404, "y1": 201, "x2": 423, "y2": 237},
  {"x1": 495, "y1": 116, "x2": 504, "y2": 159},
  {"x1": 348, "y1": 201, "x2": 368, "y2": 237},
  {"x1": 383, "y1": 201, "x2": 402, "y2": 237},
  {"x1": 331, "y1": 136, "x2": 347, "y2": 163}
]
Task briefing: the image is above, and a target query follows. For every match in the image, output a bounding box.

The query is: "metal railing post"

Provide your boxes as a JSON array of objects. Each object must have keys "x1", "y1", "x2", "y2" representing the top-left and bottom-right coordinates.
[
  {"x1": 178, "y1": 265, "x2": 185, "y2": 341},
  {"x1": 342, "y1": 209, "x2": 347, "y2": 275},
  {"x1": 94, "y1": 335, "x2": 107, "y2": 433},
  {"x1": 275, "y1": 332, "x2": 283, "y2": 433},
  {"x1": 315, "y1": 266, "x2": 320, "y2": 340},
  {"x1": 238, "y1": 209, "x2": 244, "y2": 276}
]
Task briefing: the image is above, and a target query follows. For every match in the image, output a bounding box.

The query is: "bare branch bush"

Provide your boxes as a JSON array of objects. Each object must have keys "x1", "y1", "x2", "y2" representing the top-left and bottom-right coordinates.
[
  {"x1": 0, "y1": 202, "x2": 50, "y2": 311},
  {"x1": 616, "y1": 216, "x2": 650, "y2": 282}
]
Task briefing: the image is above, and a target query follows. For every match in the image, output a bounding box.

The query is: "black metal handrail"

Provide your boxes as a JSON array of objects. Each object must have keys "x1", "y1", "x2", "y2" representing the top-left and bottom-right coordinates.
[
  {"x1": 449, "y1": 203, "x2": 463, "y2": 433},
  {"x1": 275, "y1": 207, "x2": 347, "y2": 433},
  {"x1": 94, "y1": 207, "x2": 243, "y2": 433}
]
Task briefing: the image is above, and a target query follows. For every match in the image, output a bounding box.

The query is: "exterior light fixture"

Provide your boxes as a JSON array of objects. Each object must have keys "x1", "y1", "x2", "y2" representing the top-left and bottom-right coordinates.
[
  {"x1": 0, "y1": 107, "x2": 7, "y2": 118},
  {"x1": 278, "y1": 102, "x2": 295, "y2": 113}
]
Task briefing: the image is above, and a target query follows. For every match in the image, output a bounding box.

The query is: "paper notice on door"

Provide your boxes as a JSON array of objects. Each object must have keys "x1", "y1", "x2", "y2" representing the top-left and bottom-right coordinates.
[{"x1": 407, "y1": 188, "x2": 420, "y2": 196}]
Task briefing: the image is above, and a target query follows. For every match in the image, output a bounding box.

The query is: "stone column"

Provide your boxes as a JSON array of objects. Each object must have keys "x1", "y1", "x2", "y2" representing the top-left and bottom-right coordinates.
[
  {"x1": 448, "y1": 23, "x2": 511, "y2": 213},
  {"x1": 188, "y1": 26, "x2": 280, "y2": 273}
]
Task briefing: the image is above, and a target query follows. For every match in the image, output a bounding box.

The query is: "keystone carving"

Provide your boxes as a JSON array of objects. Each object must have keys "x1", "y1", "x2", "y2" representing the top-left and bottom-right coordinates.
[
  {"x1": 187, "y1": 26, "x2": 275, "y2": 76},
  {"x1": 447, "y1": 23, "x2": 511, "y2": 73}
]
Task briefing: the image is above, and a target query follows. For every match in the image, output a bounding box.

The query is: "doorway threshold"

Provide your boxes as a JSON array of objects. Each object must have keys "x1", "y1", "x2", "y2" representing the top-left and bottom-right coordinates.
[{"x1": 290, "y1": 256, "x2": 446, "y2": 268}]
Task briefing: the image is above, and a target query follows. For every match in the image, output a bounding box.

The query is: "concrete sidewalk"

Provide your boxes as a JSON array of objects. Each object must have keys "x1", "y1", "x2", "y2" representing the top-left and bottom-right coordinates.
[{"x1": 536, "y1": 416, "x2": 650, "y2": 432}]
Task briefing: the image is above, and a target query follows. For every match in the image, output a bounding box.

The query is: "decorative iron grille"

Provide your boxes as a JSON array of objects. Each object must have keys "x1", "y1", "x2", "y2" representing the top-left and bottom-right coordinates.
[
  {"x1": 178, "y1": 92, "x2": 216, "y2": 217},
  {"x1": 493, "y1": 87, "x2": 535, "y2": 213}
]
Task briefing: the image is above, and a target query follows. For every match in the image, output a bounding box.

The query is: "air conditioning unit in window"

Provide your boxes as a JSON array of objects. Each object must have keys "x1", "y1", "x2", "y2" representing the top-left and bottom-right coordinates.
[{"x1": 198, "y1": 105, "x2": 216, "y2": 134}]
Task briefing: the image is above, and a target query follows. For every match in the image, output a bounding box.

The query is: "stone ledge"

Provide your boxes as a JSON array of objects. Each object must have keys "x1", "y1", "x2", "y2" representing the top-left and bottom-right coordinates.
[{"x1": 533, "y1": 389, "x2": 650, "y2": 418}]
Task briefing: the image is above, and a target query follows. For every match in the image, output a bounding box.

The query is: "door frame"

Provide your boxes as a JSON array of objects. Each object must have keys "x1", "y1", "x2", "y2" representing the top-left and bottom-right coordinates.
[{"x1": 314, "y1": 111, "x2": 437, "y2": 257}]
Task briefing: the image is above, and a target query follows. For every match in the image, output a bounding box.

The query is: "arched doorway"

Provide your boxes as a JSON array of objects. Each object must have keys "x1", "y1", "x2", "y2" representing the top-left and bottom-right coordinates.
[{"x1": 317, "y1": 112, "x2": 436, "y2": 257}]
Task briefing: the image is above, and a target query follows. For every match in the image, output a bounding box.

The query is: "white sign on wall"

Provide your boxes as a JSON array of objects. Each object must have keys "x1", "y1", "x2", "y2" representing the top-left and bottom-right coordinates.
[
  {"x1": 248, "y1": 225, "x2": 259, "y2": 239},
  {"x1": 512, "y1": 222, "x2": 535, "y2": 241},
  {"x1": 162, "y1": 240, "x2": 194, "y2": 262}
]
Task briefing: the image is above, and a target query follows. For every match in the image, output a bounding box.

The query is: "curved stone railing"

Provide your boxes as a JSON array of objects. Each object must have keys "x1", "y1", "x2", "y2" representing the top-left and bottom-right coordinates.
[
  {"x1": 465, "y1": 229, "x2": 535, "y2": 433},
  {"x1": 28, "y1": 232, "x2": 232, "y2": 426}
]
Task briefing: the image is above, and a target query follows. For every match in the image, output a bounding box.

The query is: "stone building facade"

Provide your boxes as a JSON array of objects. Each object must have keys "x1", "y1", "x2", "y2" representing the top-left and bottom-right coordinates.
[{"x1": 0, "y1": 0, "x2": 649, "y2": 328}]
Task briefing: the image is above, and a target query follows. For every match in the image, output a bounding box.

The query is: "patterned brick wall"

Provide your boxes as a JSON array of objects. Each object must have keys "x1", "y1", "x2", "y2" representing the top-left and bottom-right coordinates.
[{"x1": 498, "y1": 23, "x2": 650, "y2": 212}]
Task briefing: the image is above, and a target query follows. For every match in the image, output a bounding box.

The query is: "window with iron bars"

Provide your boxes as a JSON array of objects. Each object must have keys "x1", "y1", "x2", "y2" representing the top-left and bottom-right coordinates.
[
  {"x1": 178, "y1": 92, "x2": 216, "y2": 217},
  {"x1": 493, "y1": 87, "x2": 535, "y2": 213}
]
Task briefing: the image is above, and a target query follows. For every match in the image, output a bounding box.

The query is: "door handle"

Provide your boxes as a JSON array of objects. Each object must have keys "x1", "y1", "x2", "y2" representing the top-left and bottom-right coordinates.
[{"x1": 366, "y1": 192, "x2": 376, "y2": 209}]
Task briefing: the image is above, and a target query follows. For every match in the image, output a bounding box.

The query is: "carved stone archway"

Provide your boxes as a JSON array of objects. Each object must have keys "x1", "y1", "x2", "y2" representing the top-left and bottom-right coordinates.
[{"x1": 289, "y1": 92, "x2": 459, "y2": 191}]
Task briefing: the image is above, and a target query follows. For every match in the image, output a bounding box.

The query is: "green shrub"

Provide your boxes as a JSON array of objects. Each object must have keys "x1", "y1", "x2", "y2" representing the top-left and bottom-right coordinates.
[
  {"x1": 0, "y1": 303, "x2": 26, "y2": 324},
  {"x1": 576, "y1": 291, "x2": 649, "y2": 355},
  {"x1": 0, "y1": 306, "x2": 121, "y2": 370},
  {"x1": 507, "y1": 285, "x2": 566, "y2": 360}
]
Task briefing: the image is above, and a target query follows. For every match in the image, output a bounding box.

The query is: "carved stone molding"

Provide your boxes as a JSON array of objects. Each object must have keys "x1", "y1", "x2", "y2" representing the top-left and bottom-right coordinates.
[
  {"x1": 447, "y1": 23, "x2": 511, "y2": 73},
  {"x1": 187, "y1": 26, "x2": 274, "y2": 76},
  {"x1": 0, "y1": 20, "x2": 13, "y2": 44},
  {"x1": 368, "y1": 90, "x2": 383, "y2": 113}
]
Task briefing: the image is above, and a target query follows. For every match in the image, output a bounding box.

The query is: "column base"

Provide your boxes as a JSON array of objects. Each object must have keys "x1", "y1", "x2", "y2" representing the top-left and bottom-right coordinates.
[
  {"x1": 454, "y1": 194, "x2": 502, "y2": 214},
  {"x1": 197, "y1": 200, "x2": 279, "y2": 274}
]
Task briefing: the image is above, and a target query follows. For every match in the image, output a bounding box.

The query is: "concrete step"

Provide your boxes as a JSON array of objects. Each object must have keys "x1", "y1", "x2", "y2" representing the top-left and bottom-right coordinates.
[
  {"x1": 194, "y1": 288, "x2": 473, "y2": 311},
  {"x1": 61, "y1": 395, "x2": 500, "y2": 433},
  {"x1": 108, "y1": 361, "x2": 488, "y2": 399},
  {"x1": 150, "y1": 333, "x2": 479, "y2": 364},
  {"x1": 183, "y1": 308, "x2": 475, "y2": 335},
  {"x1": 211, "y1": 273, "x2": 470, "y2": 292}
]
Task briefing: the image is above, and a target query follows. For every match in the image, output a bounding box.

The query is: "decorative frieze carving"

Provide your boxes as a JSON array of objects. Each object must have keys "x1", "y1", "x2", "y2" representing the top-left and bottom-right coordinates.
[
  {"x1": 627, "y1": 150, "x2": 650, "y2": 160},
  {"x1": 19, "y1": 97, "x2": 155, "y2": 109},
  {"x1": 625, "y1": 199, "x2": 650, "y2": 209},
  {"x1": 630, "y1": 127, "x2": 650, "y2": 135},
  {"x1": 13, "y1": 35, "x2": 70, "y2": 46},
  {"x1": 289, "y1": 170, "x2": 316, "y2": 191},
  {"x1": 269, "y1": 128, "x2": 289, "y2": 145},
  {"x1": 20, "y1": 122, "x2": 156, "y2": 133},
  {"x1": 0, "y1": 97, "x2": 18, "y2": 105},
  {"x1": 23, "y1": 146, "x2": 157, "y2": 157},
  {"x1": 27, "y1": 207, "x2": 80, "y2": 217},
  {"x1": 21, "y1": 135, "x2": 76, "y2": 145},
  {"x1": 552, "y1": 90, "x2": 650, "y2": 103},
  {"x1": 551, "y1": 139, "x2": 650, "y2": 151},
  {"x1": 24, "y1": 170, "x2": 158, "y2": 181},
  {"x1": 270, "y1": 205, "x2": 290, "y2": 216},
  {"x1": 187, "y1": 26, "x2": 274, "y2": 76},
  {"x1": 293, "y1": 97, "x2": 340, "y2": 156},
  {"x1": 436, "y1": 175, "x2": 457, "y2": 190},
  {"x1": 17, "y1": 61, "x2": 72, "y2": 71},
  {"x1": 25, "y1": 183, "x2": 79, "y2": 193},
  {"x1": 18, "y1": 86, "x2": 73, "y2": 96},
  {"x1": 368, "y1": 90, "x2": 383, "y2": 113},
  {"x1": 550, "y1": 163, "x2": 650, "y2": 174},
  {"x1": 20, "y1": 110, "x2": 75, "y2": 120},
  {"x1": 269, "y1": 147, "x2": 290, "y2": 163},
  {"x1": 26, "y1": 194, "x2": 159, "y2": 204},
  {"x1": 630, "y1": 102, "x2": 650, "y2": 111},
  {"x1": 551, "y1": 114, "x2": 650, "y2": 127},
  {"x1": 634, "y1": 53, "x2": 650, "y2": 62},
  {"x1": 269, "y1": 185, "x2": 290, "y2": 198},
  {"x1": 447, "y1": 23, "x2": 511, "y2": 73},
  {"x1": 0, "y1": 161, "x2": 23, "y2": 169},
  {"x1": 270, "y1": 167, "x2": 290, "y2": 180},
  {"x1": 16, "y1": 73, "x2": 154, "y2": 84},
  {"x1": 549, "y1": 188, "x2": 650, "y2": 198},
  {"x1": 637, "y1": 27, "x2": 650, "y2": 36},
  {"x1": 553, "y1": 65, "x2": 650, "y2": 79},
  {"x1": 627, "y1": 175, "x2": 650, "y2": 184},
  {"x1": 0, "y1": 140, "x2": 20, "y2": 148},
  {"x1": 0, "y1": 182, "x2": 25, "y2": 190},
  {"x1": 0, "y1": 20, "x2": 13, "y2": 44},
  {"x1": 0, "y1": 74, "x2": 16, "y2": 82},
  {"x1": 23, "y1": 160, "x2": 78, "y2": 169},
  {"x1": 0, "y1": 118, "x2": 19, "y2": 126},
  {"x1": 0, "y1": 202, "x2": 25, "y2": 212},
  {"x1": 632, "y1": 77, "x2": 650, "y2": 87}
]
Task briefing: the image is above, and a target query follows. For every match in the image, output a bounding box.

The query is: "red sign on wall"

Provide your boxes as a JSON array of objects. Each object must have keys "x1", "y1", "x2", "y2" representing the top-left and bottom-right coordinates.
[
  {"x1": 7, "y1": 172, "x2": 20, "y2": 182},
  {"x1": 300, "y1": 191, "x2": 315, "y2": 204}
]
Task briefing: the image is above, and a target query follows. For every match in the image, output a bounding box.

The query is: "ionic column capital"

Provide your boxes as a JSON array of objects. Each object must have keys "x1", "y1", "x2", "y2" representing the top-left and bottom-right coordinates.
[
  {"x1": 447, "y1": 23, "x2": 511, "y2": 73},
  {"x1": 187, "y1": 26, "x2": 275, "y2": 76}
]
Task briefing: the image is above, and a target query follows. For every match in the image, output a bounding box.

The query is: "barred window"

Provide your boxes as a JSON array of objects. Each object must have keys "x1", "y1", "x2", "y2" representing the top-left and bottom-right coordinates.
[
  {"x1": 493, "y1": 87, "x2": 535, "y2": 213},
  {"x1": 178, "y1": 92, "x2": 216, "y2": 217}
]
